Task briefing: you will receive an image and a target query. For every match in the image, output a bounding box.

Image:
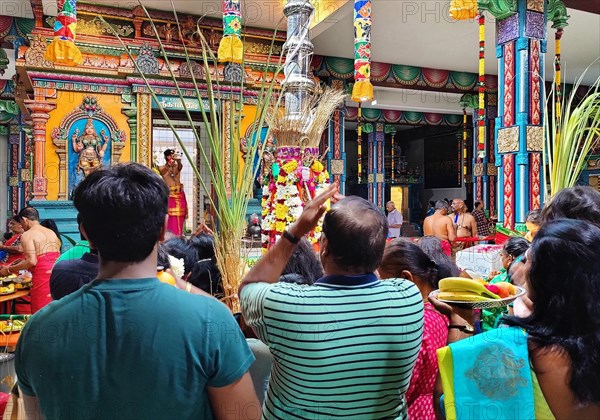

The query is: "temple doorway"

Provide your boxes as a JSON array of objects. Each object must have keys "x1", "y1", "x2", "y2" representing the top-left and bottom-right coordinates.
[{"x1": 152, "y1": 121, "x2": 212, "y2": 234}]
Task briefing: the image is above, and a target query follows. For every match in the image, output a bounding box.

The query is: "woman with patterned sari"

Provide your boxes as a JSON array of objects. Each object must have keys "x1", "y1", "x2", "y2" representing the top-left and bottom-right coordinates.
[{"x1": 432, "y1": 219, "x2": 600, "y2": 419}]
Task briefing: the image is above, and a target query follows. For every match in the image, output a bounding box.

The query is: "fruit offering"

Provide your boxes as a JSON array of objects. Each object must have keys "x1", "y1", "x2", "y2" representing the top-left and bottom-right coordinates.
[
  {"x1": 438, "y1": 278, "x2": 517, "y2": 302},
  {"x1": 0, "y1": 319, "x2": 26, "y2": 333},
  {"x1": 0, "y1": 283, "x2": 15, "y2": 295}
]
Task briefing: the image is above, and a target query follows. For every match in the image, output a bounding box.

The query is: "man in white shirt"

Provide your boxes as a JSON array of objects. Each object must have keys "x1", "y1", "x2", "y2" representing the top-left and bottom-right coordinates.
[{"x1": 386, "y1": 201, "x2": 403, "y2": 238}]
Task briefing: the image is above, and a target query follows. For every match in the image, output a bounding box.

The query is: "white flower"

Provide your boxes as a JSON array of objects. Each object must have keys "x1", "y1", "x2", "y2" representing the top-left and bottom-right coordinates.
[{"x1": 168, "y1": 255, "x2": 185, "y2": 280}]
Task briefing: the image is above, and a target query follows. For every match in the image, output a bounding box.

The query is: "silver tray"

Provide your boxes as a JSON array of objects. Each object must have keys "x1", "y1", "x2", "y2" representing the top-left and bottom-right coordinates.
[{"x1": 429, "y1": 286, "x2": 527, "y2": 309}]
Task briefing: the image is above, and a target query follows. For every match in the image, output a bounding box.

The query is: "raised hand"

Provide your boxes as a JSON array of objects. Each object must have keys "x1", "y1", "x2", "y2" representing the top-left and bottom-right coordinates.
[{"x1": 289, "y1": 182, "x2": 339, "y2": 238}]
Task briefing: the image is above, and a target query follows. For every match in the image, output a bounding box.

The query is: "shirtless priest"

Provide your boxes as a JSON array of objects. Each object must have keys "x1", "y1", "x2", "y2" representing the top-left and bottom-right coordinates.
[
  {"x1": 449, "y1": 198, "x2": 478, "y2": 255},
  {"x1": 159, "y1": 149, "x2": 187, "y2": 236},
  {"x1": 423, "y1": 200, "x2": 455, "y2": 256}
]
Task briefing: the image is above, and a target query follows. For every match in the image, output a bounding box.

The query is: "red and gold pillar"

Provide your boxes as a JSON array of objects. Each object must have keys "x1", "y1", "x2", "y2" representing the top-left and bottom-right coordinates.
[{"x1": 24, "y1": 100, "x2": 56, "y2": 201}]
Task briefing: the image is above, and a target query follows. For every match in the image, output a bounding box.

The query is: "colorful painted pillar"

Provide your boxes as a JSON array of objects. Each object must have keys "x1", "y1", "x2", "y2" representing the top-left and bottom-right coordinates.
[
  {"x1": 492, "y1": 0, "x2": 564, "y2": 231},
  {"x1": 472, "y1": 92, "x2": 498, "y2": 212},
  {"x1": 327, "y1": 107, "x2": 346, "y2": 193},
  {"x1": 367, "y1": 122, "x2": 385, "y2": 208},
  {"x1": 24, "y1": 99, "x2": 56, "y2": 201}
]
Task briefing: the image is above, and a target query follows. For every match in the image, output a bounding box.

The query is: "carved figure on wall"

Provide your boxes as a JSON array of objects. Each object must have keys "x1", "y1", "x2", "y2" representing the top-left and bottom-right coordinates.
[
  {"x1": 261, "y1": 135, "x2": 277, "y2": 179},
  {"x1": 181, "y1": 16, "x2": 201, "y2": 46},
  {"x1": 72, "y1": 118, "x2": 110, "y2": 177},
  {"x1": 164, "y1": 22, "x2": 175, "y2": 43}
]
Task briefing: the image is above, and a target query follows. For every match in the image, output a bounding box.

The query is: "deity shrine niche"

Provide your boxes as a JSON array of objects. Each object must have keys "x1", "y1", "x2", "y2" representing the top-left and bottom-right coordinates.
[{"x1": 51, "y1": 96, "x2": 126, "y2": 199}]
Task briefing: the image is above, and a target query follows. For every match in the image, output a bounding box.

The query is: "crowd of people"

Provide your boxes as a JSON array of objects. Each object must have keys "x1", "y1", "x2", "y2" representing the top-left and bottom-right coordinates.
[{"x1": 0, "y1": 162, "x2": 598, "y2": 419}]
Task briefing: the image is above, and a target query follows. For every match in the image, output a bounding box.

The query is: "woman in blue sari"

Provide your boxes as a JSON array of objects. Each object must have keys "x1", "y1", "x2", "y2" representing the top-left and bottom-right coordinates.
[{"x1": 433, "y1": 219, "x2": 600, "y2": 419}]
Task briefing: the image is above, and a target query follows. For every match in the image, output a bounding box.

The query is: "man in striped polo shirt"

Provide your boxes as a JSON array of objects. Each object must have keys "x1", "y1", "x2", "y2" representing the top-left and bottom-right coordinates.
[{"x1": 240, "y1": 185, "x2": 424, "y2": 419}]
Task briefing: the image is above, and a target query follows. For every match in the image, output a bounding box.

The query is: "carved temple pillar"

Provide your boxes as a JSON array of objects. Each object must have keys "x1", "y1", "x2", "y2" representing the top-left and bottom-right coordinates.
[
  {"x1": 367, "y1": 122, "x2": 385, "y2": 209},
  {"x1": 136, "y1": 94, "x2": 152, "y2": 166},
  {"x1": 24, "y1": 100, "x2": 56, "y2": 201},
  {"x1": 122, "y1": 107, "x2": 138, "y2": 163},
  {"x1": 493, "y1": 0, "x2": 559, "y2": 231},
  {"x1": 327, "y1": 107, "x2": 346, "y2": 194}
]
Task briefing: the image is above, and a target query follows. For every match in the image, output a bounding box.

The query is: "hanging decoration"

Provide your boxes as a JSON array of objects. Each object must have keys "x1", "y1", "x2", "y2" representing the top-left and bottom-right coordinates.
[
  {"x1": 44, "y1": 0, "x2": 83, "y2": 66},
  {"x1": 463, "y1": 107, "x2": 468, "y2": 178},
  {"x1": 261, "y1": 88, "x2": 346, "y2": 252},
  {"x1": 450, "y1": 2, "x2": 485, "y2": 157},
  {"x1": 554, "y1": 28, "x2": 564, "y2": 147},
  {"x1": 351, "y1": 0, "x2": 374, "y2": 102},
  {"x1": 476, "y1": 13, "x2": 486, "y2": 157},
  {"x1": 391, "y1": 127, "x2": 395, "y2": 182},
  {"x1": 218, "y1": 0, "x2": 243, "y2": 63},
  {"x1": 449, "y1": 0, "x2": 478, "y2": 20},
  {"x1": 357, "y1": 104, "x2": 363, "y2": 183}
]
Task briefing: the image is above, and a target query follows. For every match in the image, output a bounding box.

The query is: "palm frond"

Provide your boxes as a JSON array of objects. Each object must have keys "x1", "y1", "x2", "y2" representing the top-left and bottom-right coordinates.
[
  {"x1": 544, "y1": 59, "x2": 600, "y2": 197},
  {"x1": 99, "y1": 2, "x2": 287, "y2": 311}
]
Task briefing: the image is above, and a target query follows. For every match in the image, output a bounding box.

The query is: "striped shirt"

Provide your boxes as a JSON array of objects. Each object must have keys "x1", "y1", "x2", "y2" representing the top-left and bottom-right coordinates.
[{"x1": 240, "y1": 273, "x2": 424, "y2": 419}]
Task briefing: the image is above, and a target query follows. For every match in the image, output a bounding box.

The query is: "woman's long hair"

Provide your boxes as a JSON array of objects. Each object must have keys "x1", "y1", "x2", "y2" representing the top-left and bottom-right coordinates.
[{"x1": 503, "y1": 219, "x2": 600, "y2": 404}]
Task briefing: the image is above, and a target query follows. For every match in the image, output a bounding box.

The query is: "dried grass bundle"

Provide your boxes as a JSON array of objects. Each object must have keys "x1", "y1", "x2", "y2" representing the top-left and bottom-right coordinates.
[{"x1": 267, "y1": 87, "x2": 346, "y2": 148}]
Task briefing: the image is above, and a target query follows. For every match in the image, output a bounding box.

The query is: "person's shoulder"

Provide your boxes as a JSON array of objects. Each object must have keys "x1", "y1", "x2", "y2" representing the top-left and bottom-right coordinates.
[{"x1": 380, "y1": 278, "x2": 422, "y2": 296}]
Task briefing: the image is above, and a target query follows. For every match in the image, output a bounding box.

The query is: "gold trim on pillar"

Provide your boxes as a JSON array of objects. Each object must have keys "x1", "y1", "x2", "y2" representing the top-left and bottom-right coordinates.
[
  {"x1": 497, "y1": 126, "x2": 520, "y2": 153},
  {"x1": 526, "y1": 126, "x2": 544, "y2": 152},
  {"x1": 473, "y1": 163, "x2": 485, "y2": 177},
  {"x1": 527, "y1": 0, "x2": 544, "y2": 12},
  {"x1": 330, "y1": 159, "x2": 344, "y2": 175},
  {"x1": 137, "y1": 94, "x2": 152, "y2": 166}
]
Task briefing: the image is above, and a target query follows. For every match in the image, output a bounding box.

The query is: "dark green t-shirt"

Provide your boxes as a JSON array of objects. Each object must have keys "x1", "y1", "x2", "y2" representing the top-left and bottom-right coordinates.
[{"x1": 16, "y1": 278, "x2": 254, "y2": 420}]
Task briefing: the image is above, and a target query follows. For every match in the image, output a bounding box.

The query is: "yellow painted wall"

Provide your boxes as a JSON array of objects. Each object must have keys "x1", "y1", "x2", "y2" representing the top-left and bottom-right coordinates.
[
  {"x1": 240, "y1": 104, "x2": 258, "y2": 137},
  {"x1": 45, "y1": 92, "x2": 131, "y2": 200}
]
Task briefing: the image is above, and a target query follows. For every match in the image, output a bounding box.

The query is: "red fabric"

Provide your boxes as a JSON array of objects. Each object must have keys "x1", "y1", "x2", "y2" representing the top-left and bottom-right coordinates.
[
  {"x1": 440, "y1": 240, "x2": 451, "y2": 256},
  {"x1": 406, "y1": 303, "x2": 449, "y2": 419},
  {"x1": 167, "y1": 189, "x2": 187, "y2": 236},
  {"x1": 0, "y1": 234, "x2": 23, "y2": 267},
  {"x1": 0, "y1": 392, "x2": 9, "y2": 417},
  {"x1": 30, "y1": 252, "x2": 60, "y2": 314}
]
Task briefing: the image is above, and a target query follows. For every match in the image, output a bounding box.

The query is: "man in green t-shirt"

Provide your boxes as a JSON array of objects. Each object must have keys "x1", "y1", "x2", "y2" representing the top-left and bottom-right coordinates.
[{"x1": 16, "y1": 163, "x2": 259, "y2": 419}]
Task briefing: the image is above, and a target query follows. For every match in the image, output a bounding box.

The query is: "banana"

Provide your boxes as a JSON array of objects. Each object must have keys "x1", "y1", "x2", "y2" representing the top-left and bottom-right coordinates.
[
  {"x1": 437, "y1": 291, "x2": 491, "y2": 302},
  {"x1": 439, "y1": 277, "x2": 500, "y2": 299},
  {"x1": 0, "y1": 283, "x2": 15, "y2": 295}
]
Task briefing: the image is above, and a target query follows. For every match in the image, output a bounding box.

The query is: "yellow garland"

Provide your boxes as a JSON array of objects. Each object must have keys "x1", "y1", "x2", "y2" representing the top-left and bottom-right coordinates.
[
  {"x1": 275, "y1": 221, "x2": 286, "y2": 233},
  {"x1": 275, "y1": 203, "x2": 289, "y2": 220},
  {"x1": 282, "y1": 160, "x2": 299, "y2": 174},
  {"x1": 311, "y1": 161, "x2": 324, "y2": 173}
]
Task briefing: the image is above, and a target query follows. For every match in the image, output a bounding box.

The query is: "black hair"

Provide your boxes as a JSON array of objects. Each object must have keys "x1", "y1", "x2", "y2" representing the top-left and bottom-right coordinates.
[
  {"x1": 163, "y1": 235, "x2": 223, "y2": 296},
  {"x1": 17, "y1": 207, "x2": 39, "y2": 221},
  {"x1": 503, "y1": 236, "x2": 529, "y2": 259},
  {"x1": 157, "y1": 244, "x2": 171, "y2": 270},
  {"x1": 503, "y1": 219, "x2": 600, "y2": 404},
  {"x1": 416, "y1": 236, "x2": 460, "y2": 280},
  {"x1": 40, "y1": 219, "x2": 61, "y2": 243},
  {"x1": 280, "y1": 238, "x2": 323, "y2": 285},
  {"x1": 322, "y1": 196, "x2": 388, "y2": 273},
  {"x1": 188, "y1": 234, "x2": 222, "y2": 296},
  {"x1": 380, "y1": 238, "x2": 439, "y2": 288},
  {"x1": 541, "y1": 186, "x2": 600, "y2": 227},
  {"x1": 526, "y1": 209, "x2": 542, "y2": 225},
  {"x1": 474, "y1": 200, "x2": 482, "y2": 208},
  {"x1": 73, "y1": 163, "x2": 169, "y2": 263},
  {"x1": 164, "y1": 149, "x2": 175, "y2": 158}
]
